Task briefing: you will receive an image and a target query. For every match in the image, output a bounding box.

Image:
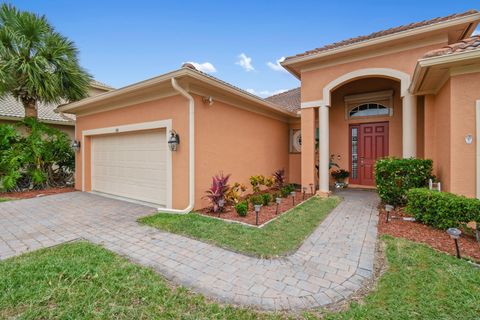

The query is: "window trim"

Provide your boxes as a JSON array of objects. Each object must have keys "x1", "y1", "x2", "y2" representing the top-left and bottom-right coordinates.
[{"x1": 344, "y1": 90, "x2": 393, "y2": 120}]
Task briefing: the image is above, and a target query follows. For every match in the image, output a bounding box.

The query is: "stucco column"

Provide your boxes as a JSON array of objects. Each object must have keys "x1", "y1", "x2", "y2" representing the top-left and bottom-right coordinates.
[
  {"x1": 318, "y1": 104, "x2": 330, "y2": 194},
  {"x1": 402, "y1": 93, "x2": 417, "y2": 158},
  {"x1": 300, "y1": 108, "x2": 316, "y2": 191}
]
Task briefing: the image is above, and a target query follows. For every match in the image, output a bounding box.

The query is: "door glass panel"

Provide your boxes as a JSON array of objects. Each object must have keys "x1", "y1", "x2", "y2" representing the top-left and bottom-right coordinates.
[{"x1": 351, "y1": 127, "x2": 358, "y2": 180}]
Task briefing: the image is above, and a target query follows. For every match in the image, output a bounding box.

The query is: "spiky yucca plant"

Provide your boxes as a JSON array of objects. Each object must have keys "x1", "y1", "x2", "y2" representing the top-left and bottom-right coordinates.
[{"x1": 0, "y1": 4, "x2": 92, "y2": 118}]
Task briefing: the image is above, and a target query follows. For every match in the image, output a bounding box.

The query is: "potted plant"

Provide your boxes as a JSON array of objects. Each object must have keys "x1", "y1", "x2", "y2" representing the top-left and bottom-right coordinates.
[{"x1": 331, "y1": 169, "x2": 350, "y2": 188}]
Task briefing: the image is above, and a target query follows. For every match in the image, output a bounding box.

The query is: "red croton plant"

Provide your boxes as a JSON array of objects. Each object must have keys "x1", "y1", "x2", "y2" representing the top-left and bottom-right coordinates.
[{"x1": 205, "y1": 173, "x2": 231, "y2": 213}]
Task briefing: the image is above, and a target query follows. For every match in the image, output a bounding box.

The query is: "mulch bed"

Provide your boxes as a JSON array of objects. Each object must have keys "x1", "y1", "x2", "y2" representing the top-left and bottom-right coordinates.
[
  {"x1": 199, "y1": 191, "x2": 313, "y2": 226},
  {"x1": 0, "y1": 187, "x2": 75, "y2": 200},
  {"x1": 378, "y1": 208, "x2": 480, "y2": 262}
]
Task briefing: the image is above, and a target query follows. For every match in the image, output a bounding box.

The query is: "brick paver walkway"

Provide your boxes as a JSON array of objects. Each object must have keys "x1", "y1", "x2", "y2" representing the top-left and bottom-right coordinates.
[{"x1": 0, "y1": 190, "x2": 378, "y2": 311}]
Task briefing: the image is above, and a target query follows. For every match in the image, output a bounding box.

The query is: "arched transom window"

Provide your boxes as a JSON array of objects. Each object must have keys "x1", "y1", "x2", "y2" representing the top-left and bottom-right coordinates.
[
  {"x1": 349, "y1": 103, "x2": 390, "y2": 118},
  {"x1": 344, "y1": 90, "x2": 393, "y2": 120}
]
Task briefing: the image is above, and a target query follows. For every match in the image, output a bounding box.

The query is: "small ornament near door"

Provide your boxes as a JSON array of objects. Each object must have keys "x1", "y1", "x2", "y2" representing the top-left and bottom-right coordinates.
[{"x1": 291, "y1": 129, "x2": 301, "y2": 153}]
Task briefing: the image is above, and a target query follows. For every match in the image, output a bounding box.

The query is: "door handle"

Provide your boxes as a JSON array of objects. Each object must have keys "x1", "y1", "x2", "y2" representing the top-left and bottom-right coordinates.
[{"x1": 360, "y1": 157, "x2": 365, "y2": 167}]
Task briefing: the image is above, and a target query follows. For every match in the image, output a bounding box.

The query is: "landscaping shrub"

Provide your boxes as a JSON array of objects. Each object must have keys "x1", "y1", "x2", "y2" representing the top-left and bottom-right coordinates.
[
  {"x1": 375, "y1": 157, "x2": 433, "y2": 206},
  {"x1": 272, "y1": 169, "x2": 285, "y2": 189},
  {"x1": 249, "y1": 175, "x2": 273, "y2": 193},
  {"x1": 406, "y1": 188, "x2": 480, "y2": 229},
  {"x1": 261, "y1": 193, "x2": 271, "y2": 206},
  {"x1": 0, "y1": 118, "x2": 74, "y2": 191},
  {"x1": 249, "y1": 195, "x2": 263, "y2": 206},
  {"x1": 225, "y1": 182, "x2": 246, "y2": 205},
  {"x1": 331, "y1": 169, "x2": 350, "y2": 181},
  {"x1": 204, "y1": 172, "x2": 230, "y2": 213},
  {"x1": 235, "y1": 201, "x2": 248, "y2": 217},
  {"x1": 272, "y1": 192, "x2": 280, "y2": 201},
  {"x1": 280, "y1": 184, "x2": 295, "y2": 198}
]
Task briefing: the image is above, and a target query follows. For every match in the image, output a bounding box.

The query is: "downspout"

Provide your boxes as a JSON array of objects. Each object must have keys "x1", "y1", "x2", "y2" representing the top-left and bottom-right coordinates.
[{"x1": 159, "y1": 77, "x2": 195, "y2": 214}]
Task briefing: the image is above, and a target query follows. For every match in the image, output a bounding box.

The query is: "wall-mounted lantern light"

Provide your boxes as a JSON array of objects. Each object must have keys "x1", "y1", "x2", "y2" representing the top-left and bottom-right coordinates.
[
  {"x1": 168, "y1": 130, "x2": 180, "y2": 151},
  {"x1": 71, "y1": 140, "x2": 81, "y2": 152}
]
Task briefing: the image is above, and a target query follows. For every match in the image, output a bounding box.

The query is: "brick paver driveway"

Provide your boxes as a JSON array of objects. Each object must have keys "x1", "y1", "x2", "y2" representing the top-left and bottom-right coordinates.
[{"x1": 0, "y1": 190, "x2": 378, "y2": 311}]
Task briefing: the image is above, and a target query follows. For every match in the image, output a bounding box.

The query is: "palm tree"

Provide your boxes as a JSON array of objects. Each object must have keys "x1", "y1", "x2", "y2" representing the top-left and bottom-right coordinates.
[{"x1": 0, "y1": 4, "x2": 91, "y2": 118}]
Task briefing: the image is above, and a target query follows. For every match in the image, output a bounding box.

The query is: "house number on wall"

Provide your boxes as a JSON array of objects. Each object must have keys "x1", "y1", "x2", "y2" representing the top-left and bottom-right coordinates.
[{"x1": 465, "y1": 134, "x2": 473, "y2": 144}]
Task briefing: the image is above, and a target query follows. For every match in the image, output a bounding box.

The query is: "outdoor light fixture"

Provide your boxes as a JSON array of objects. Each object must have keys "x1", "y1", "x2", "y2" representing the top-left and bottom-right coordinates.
[
  {"x1": 254, "y1": 204, "x2": 262, "y2": 226},
  {"x1": 309, "y1": 183, "x2": 314, "y2": 195},
  {"x1": 291, "y1": 191, "x2": 296, "y2": 206},
  {"x1": 302, "y1": 187, "x2": 307, "y2": 200},
  {"x1": 385, "y1": 204, "x2": 394, "y2": 223},
  {"x1": 218, "y1": 199, "x2": 225, "y2": 217},
  {"x1": 275, "y1": 197, "x2": 282, "y2": 215},
  {"x1": 447, "y1": 228, "x2": 462, "y2": 259},
  {"x1": 168, "y1": 130, "x2": 180, "y2": 151},
  {"x1": 71, "y1": 140, "x2": 81, "y2": 152}
]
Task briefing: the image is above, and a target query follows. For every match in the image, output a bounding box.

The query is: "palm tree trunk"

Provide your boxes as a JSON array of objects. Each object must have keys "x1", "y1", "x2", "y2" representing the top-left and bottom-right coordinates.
[{"x1": 21, "y1": 97, "x2": 37, "y2": 118}]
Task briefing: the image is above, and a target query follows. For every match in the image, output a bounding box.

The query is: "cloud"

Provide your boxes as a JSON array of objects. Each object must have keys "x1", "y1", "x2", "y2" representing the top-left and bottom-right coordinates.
[
  {"x1": 184, "y1": 61, "x2": 217, "y2": 73},
  {"x1": 236, "y1": 53, "x2": 255, "y2": 72},
  {"x1": 473, "y1": 28, "x2": 480, "y2": 36},
  {"x1": 267, "y1": 57, "x2": 287, "y2": 73},
  {"x1": 246, "y1": 88, "x2": 287, "y2": 98}
]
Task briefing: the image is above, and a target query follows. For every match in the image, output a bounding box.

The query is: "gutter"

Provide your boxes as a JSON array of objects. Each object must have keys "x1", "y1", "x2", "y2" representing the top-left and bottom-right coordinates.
[{"x1": 158, "y1": 77, "x2": 195, "y2": 214}]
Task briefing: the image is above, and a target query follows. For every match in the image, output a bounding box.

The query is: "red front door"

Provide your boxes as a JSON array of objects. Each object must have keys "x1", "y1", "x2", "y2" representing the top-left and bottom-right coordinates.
[{"x1": 349, "y1": 122, "x2": 389, "y2": 186}]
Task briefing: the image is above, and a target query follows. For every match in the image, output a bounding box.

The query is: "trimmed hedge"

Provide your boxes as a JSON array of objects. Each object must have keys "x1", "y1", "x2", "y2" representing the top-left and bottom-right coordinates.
[
  {"x1": 406, "y1": 188, "x2": 480, "y2": 229},
  {"x1": 375, "y1": 158, "x2": 433, "y2": 206}
]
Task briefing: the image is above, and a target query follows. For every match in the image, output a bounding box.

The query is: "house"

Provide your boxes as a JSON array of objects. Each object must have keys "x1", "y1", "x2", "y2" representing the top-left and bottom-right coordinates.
[
  {"x1": 57, "y1": 10, "x2": 480, "y2": 211},
  {"x1": 0, "y1": 81, "x2": 113, "y2": 138}
]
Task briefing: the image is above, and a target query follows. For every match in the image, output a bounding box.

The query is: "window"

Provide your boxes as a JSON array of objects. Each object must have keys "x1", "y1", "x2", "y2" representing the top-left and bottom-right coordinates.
[
  {"x1": 344, "y1": 90, "x2": 393, "y2": 120},
  {"x1": 351, "y1": 127, "x2": 358, "y2": 180},
  {"x1": 349, "y1": 103, "x2": 390, "y2": 118}
]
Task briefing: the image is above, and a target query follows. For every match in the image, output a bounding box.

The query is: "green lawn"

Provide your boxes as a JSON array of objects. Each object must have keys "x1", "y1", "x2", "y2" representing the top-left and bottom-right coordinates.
[
  {"x1": 0, "y1": 198, "x2": 11, "y2": 202},
  {"x1": 317, "y1": 236, "x2": 480, "y2": 320},
  {"x1": 1, "y1": 237, "x2": 479, "y2": 319},
  {"x1": 140, "y1": 196, "x2": 340, "y2": 257},
  {"x1": 0, "y1": 241, "x2": 276, "y2": 320}
]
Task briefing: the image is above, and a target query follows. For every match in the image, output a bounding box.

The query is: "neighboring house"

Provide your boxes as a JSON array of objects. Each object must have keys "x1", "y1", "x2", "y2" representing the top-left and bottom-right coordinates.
[
  {"x1": 58, "y1": 10, "x2": 480, "y2": 210},
  {"x1": 0, "y1": 81, "x2": 113, "y2": 138}
]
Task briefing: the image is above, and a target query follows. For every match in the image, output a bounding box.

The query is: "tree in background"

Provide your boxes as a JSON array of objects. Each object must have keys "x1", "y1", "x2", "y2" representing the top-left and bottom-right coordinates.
[{"x1": 0, "y1": 4, "x2": 91, "y2": 118}]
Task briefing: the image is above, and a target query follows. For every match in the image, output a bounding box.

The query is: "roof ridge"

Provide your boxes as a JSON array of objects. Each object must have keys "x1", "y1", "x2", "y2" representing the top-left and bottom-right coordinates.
[
  {"x1": 265, "y1": 87, "x2": 300, "y2": 99},
  {"x1": 284, "y1": 9, "x2": 479, "y2": 61}
]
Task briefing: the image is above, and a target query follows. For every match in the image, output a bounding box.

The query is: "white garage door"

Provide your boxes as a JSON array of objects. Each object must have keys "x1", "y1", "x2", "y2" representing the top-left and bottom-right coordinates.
[{"x1": 91, "y1": 129, "x2": 168, "y2": 206}]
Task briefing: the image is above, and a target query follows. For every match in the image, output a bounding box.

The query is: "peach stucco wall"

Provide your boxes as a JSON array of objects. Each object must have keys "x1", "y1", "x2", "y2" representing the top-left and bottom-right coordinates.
[
  {"x1": 423, "y1": 73, "x2": 479, "y2": 198},
  {"x1": 194, "y1": 95, "x2": 290, "y2": 209},
  {"x1": 300, "y1": 42, "x2": 446, "y2": 102},
  {"x1": 75, "y1": 93, "x2": 290, "y2": 210},
  {"x1": 449, "y1": 73, "x2": 480, "y2": 197},
  {"x1": 288, "y1": 121, "x2": 301, "y2": 185},
  {"x1": 301, "y1": 108, "x2": 317, "y2": 189},
  {"x1": 427, "y1": 80, "x2": 451, "y2": 192}
]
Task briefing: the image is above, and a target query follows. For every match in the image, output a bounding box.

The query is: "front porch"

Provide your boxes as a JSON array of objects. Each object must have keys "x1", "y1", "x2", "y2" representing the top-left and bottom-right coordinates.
[{"x1": 300, "y1": 69, "x2": 420, "y2": 194}]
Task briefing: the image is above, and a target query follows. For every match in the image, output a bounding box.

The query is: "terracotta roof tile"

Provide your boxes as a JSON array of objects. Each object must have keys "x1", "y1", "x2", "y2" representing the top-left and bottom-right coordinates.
[
  {"x1": 422, "y1": 35, "x2": 480, "y2": 58},
  {"x1": 285, "y1": 10, "x2": 478, "y2": 61},
  {"x1": 265, "y1": 87, "x2": 301, "y2": 113}
]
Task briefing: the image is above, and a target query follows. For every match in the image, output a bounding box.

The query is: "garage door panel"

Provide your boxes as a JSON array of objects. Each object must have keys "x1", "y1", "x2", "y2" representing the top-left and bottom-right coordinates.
[{"x1": 91, "y1": 130, "x2": 167, "y2": 205}]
